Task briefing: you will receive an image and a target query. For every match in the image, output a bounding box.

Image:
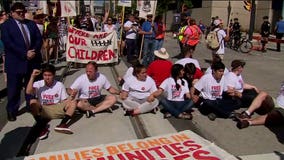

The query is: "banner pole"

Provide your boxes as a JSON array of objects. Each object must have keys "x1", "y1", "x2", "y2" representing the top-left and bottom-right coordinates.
[
  {"x1": 119, "y1": 6, "x2": 125, "y2": 56},
  {"x1": 138, "y1": 34, "x2": 144, "y2": 60}
]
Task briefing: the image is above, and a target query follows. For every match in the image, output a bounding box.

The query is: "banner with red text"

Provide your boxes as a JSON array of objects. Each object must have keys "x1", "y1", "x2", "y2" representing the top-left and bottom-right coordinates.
[
  {"x1": 66, "y1": 27, "x2": 118, "y2": 64},
  {"x1": 25, "y1": 130, "x2": 237, "y2": 160}
]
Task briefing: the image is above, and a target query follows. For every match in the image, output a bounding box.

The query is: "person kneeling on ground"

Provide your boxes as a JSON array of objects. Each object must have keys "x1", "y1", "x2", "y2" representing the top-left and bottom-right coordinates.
[
  {"x1": 68, "y1": 61, "x2": 120, "y2": 118},
  {"x1": 120, "y1": 64, "x2": 159, "y2": 116},
  {"x1": 236, "y1": 82, "x2": 284, "y2": 129},
  {"x1": 26, "y1": 64, "x2": 77, "y2": 140},
  {"x1": 151, "y1": 64, "x2": 194, "y2": 119}
]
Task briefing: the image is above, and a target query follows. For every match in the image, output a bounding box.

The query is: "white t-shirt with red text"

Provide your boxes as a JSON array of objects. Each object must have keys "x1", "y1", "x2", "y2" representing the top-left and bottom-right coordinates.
[
  {"x1": 33, "y1": 80, "x2": 68, "y2": 105},
  {"x1": 70, "y1": 73, "x2": 111, "y2": 99},
  {"x1": 122, "y1": 76, "x2": 157, "y2": 99},
  {"x1": 194, "y1": 73, "x2": 225, "y2": 100},
  {"x1": 160, "y1": 77, "x2": 189, "y2": 101},
  {"x1": 224, "y1": 72, "x2": 244, "y2": 92}
]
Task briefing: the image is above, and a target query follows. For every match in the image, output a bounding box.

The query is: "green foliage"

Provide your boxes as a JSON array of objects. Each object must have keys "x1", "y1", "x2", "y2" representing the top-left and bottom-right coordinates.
[
  {"x1": 184, "y1": 0, "x2": 193, "y2": 9},
  {"x1": 156, "y1": 0, "x2": 169, "y2": 15}
]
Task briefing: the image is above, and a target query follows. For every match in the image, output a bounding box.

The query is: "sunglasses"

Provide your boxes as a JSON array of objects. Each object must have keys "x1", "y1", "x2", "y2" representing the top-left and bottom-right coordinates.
[{"x1": 14, "y1": 10, "x2": 26, "y2": 15}]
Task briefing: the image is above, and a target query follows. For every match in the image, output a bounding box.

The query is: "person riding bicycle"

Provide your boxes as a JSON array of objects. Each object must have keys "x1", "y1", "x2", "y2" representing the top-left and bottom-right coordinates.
[{"x1": 231, "y1": 18, "x2": 241, "y2": 49}]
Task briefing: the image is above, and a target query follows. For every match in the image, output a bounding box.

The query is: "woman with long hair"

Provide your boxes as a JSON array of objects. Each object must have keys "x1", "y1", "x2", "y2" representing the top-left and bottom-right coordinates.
[{"x1": 151, "y1": 64, "x2": 194, "y2": 119}]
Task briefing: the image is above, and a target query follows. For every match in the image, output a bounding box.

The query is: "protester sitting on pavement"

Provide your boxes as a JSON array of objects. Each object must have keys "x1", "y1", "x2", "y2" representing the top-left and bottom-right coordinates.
[
  {"x1": 117, "y1": 59, "x2": 140, "y2": 86},
  {"x1": 183, "y1": 63, "x2": 203, "y2": 89},
  {"x1": 147, "y1": 48, "x2": 172, "y2": 87},
  {"x1": 120, "y1": 63, "x2": 159, "y2": 116},
  {"x1": 224, "y1": 60, "x2": 266, "y2": 109},
  {"x1": 204, "y1": 56, "x2": 229, "y2": 75},
  {"x1": 26, "y1": 64, "x2": 77, "y2": 139},
  {"x1": 191, "y1": 61, "x2": 239, "y2": 121},
  {"x1": 151, "y1": 64, "x2": 194, "y2": 119},
  {"x1": 236, "y1": 82, "x2": 284, "y2": 129},
  {"x1": 68, "y1": 61, "x2": 120, "y2": 118},
  {"x1": 175, "y1": 46, "x2": 201, "y2": 69}
]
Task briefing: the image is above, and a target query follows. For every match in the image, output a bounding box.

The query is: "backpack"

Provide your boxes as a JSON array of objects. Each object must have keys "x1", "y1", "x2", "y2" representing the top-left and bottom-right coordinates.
[{"x1": 206, "y1": 29, "x2": 220, "y2": 50}]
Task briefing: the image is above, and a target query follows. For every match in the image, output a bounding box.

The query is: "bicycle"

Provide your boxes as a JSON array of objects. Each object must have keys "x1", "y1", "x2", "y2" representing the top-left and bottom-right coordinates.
[{"x1": 226, "y1": 32, "x2": 253, "y2": 53}]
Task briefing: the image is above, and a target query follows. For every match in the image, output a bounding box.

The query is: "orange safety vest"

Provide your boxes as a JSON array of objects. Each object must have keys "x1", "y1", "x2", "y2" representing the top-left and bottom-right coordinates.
[{"x1": 182, "y1": 25, "x2": 201, "y2": 46}]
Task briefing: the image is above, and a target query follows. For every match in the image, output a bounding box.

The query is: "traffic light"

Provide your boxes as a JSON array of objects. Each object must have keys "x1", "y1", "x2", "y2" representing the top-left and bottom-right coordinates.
[{"x1": 243, "y1": 0, "x2": 251, "y2": 11}]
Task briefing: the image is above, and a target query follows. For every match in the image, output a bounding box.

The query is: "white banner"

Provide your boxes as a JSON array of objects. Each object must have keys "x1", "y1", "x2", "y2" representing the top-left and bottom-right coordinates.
[
  {"x1": 60, "y1": 1, "x2": 76, "y2": 17},
  {"x1": 137, "y1": 0, "x2": 157, "y2": 19},
  {"x1": 25, "y1": 130, "x2": 237, "y2": 160},
  {"x1": 66, "y1": 27, "x2": 118, "y2": 64},
  {"x1": 118, "y1": 0, "x2": 132, "y2": 7}
]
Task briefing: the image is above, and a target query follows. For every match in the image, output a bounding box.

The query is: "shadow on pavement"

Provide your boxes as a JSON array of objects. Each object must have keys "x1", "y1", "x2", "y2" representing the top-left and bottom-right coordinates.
[
  {"x1": 0, "y1": 127, "x2": 31, "y2": 159},
  {"x1": 67, "y1": 112, "x2": 84, "y2": 127},
  {"x1": 0, "y1": 88, "x2": 7, "y2": 99}
]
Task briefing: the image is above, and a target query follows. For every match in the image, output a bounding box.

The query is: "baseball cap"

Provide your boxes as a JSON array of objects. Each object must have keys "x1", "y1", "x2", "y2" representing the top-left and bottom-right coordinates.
[{"x1": 214, "y1": 19, "x2": 222, "y2": 26}]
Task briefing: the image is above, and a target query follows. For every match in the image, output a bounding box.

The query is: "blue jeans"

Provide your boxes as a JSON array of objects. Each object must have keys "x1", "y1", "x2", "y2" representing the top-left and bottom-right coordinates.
[
  {"x1": 160, "y1": 98, "x2": 194, "y2": 117},
  {"x1": 154, "y1": 39, "x2": 164, "y2": 50},
  {"x1": 142, "y1": 38, "x2": 155, "y2": 66}
]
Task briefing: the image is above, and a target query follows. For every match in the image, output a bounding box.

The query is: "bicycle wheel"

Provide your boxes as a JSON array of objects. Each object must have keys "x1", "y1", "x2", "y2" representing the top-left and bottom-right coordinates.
[{"x1": 240, "y1": 40, "x2": 252, "y2": 53}]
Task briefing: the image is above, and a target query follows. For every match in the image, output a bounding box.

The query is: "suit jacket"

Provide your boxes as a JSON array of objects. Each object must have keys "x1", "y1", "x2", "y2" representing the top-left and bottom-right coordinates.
[{"x1": 1, "y1": 18, "x2": 43, "y2": 74}]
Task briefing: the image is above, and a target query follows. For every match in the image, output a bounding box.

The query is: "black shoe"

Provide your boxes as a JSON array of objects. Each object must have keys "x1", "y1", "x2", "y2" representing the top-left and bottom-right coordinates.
[
  {"x1": 236, "y1": 119, "x2": 250, "y2": 129},
  {"x1": 124, "y1": 110, "x2": 134, "y2": 116},
  {"x1": 149, "y1": 107, "x2": 159, "y2": 114},
  {"x1": 163, "y1": 112, "x2": 172, "y2": 119},
  {"x1": 235, "y1": 111, "x2": 251, "y2": 119},
  {"x1": 7, "y1": 112, "x2": 16, "y2": 121},
  {"x1": 85, "y1": 110, "x2": 95, "y2": 118}
]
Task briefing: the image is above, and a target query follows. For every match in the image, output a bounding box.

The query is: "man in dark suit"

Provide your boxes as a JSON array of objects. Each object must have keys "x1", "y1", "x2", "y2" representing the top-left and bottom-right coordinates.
[{"x1": 1, "y1": 2, "x2": 43, "y2": 121}]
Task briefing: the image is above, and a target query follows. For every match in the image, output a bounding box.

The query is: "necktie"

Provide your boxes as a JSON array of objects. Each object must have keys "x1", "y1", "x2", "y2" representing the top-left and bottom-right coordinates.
[{"x1": 20, "y1": 22, "x2": 30, "y2": 48}]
